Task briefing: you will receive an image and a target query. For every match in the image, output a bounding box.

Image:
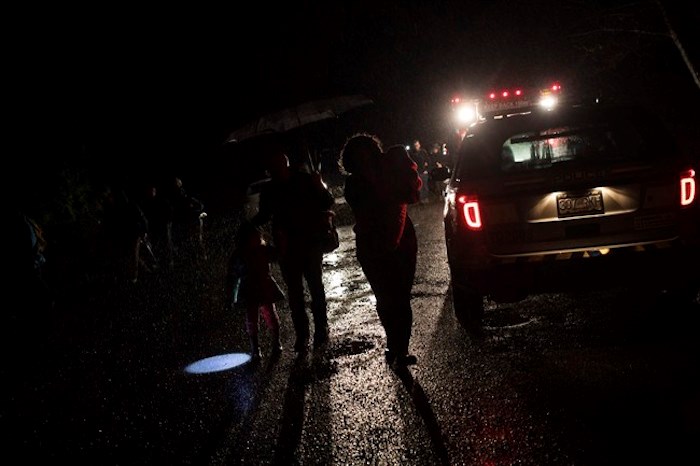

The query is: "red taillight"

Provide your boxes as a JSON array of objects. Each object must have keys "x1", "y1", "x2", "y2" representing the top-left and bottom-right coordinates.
[
  {"x1": 458, "y1": 195, "x2": 482, "y2": 230},
  {"x1": 489, "y1": 92, "x2": 496, "y2": 100},
  {"x1": 680, "y1": 168, "x2": 696, "y2": 206},
  {"x1": 514, "y1": 89, "x2": 522, "y2": 96}
]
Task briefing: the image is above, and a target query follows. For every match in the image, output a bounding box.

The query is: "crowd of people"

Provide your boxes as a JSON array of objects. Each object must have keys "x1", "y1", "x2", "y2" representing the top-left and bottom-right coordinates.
[
  {"x1": 222, "y1": 133, "x2": 432, "y2": 369},
  {"x1": 13, "y1": 133, "x2": 448, "y2": 372},
  {"x1": 12, "y1": 173, "x2": 210, "y2": 323},
  {"x1": 408, "y1": 139, "x2": 452, "y2": 203},
  {"x1": 98, "y1": 176, "x2": 208, "y2": 284}
]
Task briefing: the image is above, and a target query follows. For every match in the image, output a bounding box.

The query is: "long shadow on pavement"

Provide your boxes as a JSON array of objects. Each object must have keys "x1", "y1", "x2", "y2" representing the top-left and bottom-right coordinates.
[{"x1": 392, "y1": 365, "x2": 451, "y2": 466}]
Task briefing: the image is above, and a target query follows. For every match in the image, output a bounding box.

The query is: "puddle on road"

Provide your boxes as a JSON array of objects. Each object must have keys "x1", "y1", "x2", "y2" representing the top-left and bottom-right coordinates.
[
  {"x1": 290, "y1": 337, "x2": 376, "y2": 384},
  {"x1": 330, "y1": 337, "x2": 376, "y2": 358},
  {"x1": 484, "y1": 306, "x2": 537, "y2": 330}
]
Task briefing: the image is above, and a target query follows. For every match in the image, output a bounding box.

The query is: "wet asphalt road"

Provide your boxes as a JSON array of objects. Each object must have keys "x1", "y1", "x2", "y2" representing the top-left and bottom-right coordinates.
[{"x1": 7, "y1": 199, "x2": 700, "y2": 465}]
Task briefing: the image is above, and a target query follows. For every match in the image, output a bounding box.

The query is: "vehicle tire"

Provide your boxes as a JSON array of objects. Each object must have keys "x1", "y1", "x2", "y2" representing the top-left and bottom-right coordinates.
[{"x1": 451, "y1": 282, "x2": 485, "y2": 333}]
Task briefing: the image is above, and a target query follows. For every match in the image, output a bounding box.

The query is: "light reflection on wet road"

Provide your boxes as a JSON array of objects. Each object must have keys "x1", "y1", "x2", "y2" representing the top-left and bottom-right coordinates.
[
  {"x1": 217, "y1": 200, "x2": 699, "y2": 465},
  {"x1": 10, "y1": 199, "x2": 699, "y2": 465}
]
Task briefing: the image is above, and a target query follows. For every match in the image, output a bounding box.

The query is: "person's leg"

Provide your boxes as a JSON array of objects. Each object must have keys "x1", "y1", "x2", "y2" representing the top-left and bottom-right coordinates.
[
  {"x1": 164, "y1": 223, "x2": 175, "y2": 269},
  {"x1": 377, "y1": 292, "x2": 401, "y2": 357},
  {"x1": 391, "y1": 293, "x2": 413, "y2": 361},
  {"x1": 128, "y1": 237, "x2": 141, "y2": 283},
  {"x1": 357, "y1": 250, "x2": 399, "y2": 358},
  {"x1": 260, "y1": 302, "x2": 282, "y2": 352},
  {"x1": 376, "y1": 265, "x2": 409, "y2": 359},
  {"x1": 196, "y1": 217, "x2": 208, "y2": 262},
  {"x1": 280, "y1": 258, "x2": 309, "y2": 351},
  {"x1": 393, "y1": 222, "x2": 418, "y2": 364},
  {"x1": 419, "y1": 172, "x2": 430, "y2": 202},
  {"x1": 304, "y1": 248, "x2": 329, "y2": 345},
  {"x1": 246, "y1": 305, "x2": 261, "y2": 359},
  {"x1": 379, "y1": 290, "x2": 416, "y2": 367}
]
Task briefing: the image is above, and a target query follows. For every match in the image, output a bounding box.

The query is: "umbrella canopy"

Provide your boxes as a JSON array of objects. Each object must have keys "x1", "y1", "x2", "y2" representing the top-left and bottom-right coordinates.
[{"x1": 225, "y1": 94, "x2": 374, "y2": 144}]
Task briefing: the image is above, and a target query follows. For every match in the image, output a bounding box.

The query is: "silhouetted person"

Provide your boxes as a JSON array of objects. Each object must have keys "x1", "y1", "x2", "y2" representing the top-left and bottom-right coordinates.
[
  {"x1": 167, "y1": 177, "x2": 207, "y2": 266},
  {"x1": 8, "y1": 209, "x2": 53, "y2": 348},
  {"x1": 341, "y1": 134, "x2": 422, "y2": 367},
  {"x1": 429, "y1": 163, "x2": 450, "y2": 198},
  {"x1": 100, "y1": 187, "x2": 148, "y2": 283},
  {"x1": 409, "y1": 139, "x2": 430, "y2": 202},
  {"x1": 139, "y1": 183, "x2": 174, "y2": 270},
  {"x1": 225, "y1": 221, "x2": 284, "y2": 362},
  {"x1": 251, "y1": 150, "x2": 335, "y2": 352},
  {"x1": 428, "y1": 143, "x2": 450, "y2": 198},
  {"x1": 6, "y1": 210, "x2": 55, "y2": 462}
]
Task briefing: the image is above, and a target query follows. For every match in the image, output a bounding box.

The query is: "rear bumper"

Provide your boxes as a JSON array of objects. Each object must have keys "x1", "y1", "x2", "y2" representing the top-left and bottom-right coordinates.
[{"x1": 450, "y1": 239, "x2": 700, "y2": 300}]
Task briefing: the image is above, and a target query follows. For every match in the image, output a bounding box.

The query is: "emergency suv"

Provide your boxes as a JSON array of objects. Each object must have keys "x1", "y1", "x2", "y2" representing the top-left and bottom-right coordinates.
[{"x1": 444, "y1": 87, "x2": 699, "y2": 331}]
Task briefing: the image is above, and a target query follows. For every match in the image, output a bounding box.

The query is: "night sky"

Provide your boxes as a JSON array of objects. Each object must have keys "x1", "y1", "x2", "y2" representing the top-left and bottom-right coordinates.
[{"x1": 10, "y1": 1, "x2": 699, "y2": 210}]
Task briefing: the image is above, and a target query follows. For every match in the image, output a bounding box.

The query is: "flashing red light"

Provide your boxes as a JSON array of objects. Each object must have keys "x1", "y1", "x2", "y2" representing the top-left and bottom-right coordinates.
[
  {"x1": 680, "y1": 168, "x2": 696, "y2": 206},
  {"x1": 457, "y1": 195, "x2": 483, "y2": 230},
  {"x1": 502, "y1": 91, "x2": 509, "y2": 98},
  {"x1": 489, "y1": 92, "x2": 496, "y2": 100},
  {"x1": 515, "y1": 89, "x2": 522, "y2": 96},
  {"x1": 551, "y1": 83, "x2": 561, "y2": 92}
]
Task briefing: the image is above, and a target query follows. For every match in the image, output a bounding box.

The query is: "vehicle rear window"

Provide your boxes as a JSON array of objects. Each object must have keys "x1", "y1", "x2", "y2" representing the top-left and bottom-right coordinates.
[
  {"x1": 500, "y1": 123, "x2": 639, "y2": 172},
  {"x1": 454, "y1": 105, "x2": 675, "y2": 178}
]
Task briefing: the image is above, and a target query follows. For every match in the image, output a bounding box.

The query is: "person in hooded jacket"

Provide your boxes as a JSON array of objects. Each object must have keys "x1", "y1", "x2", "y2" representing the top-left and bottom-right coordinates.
[{"x1": 341, "y1": 134, "x2": 422, "y2": 367}]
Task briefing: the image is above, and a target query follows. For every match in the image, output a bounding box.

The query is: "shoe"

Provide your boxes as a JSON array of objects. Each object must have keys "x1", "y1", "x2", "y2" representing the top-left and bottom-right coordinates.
[
  {"x1": 314, "y1": 329, "x2": 329, "y2": 347},
  {"x1": 294, "y1": 339, "x2": 309, "y2": 353},
  {"x1": 394, "y1": 354, "x2": 417, "y2": 366},
  {"x1": 384, "y1": 349, "x2": 396, "y2": 364}
]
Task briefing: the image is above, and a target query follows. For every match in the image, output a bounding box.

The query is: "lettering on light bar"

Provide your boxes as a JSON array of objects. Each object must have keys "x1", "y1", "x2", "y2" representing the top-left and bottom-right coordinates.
[
  {"x1": 481, "y1": 100, "x2": 529, "y2": 113},
  {"x1": 681, "y1": 168, "x2": 696, "y2": 206}
]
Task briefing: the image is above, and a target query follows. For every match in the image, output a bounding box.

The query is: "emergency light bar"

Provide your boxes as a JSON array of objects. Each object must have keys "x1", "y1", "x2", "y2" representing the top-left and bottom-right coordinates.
[{"x1": 482, "y1": 82, "x2": 562, "y2": 115}]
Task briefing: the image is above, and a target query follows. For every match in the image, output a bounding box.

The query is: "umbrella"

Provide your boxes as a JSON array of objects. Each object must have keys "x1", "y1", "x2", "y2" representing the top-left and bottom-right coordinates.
[{"x1": 225, "y1": 94, "x2": 374, "y2": 144}]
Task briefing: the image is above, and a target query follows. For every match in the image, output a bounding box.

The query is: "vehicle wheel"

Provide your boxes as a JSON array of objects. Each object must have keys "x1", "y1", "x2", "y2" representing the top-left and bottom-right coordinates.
[{"x1": 451, "y1": 282, "x2": 485, "y2": 333}]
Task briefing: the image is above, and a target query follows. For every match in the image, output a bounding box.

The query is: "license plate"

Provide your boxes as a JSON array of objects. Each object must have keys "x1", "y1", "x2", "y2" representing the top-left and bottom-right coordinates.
[{"x1": 557, "y1": 190, "x2": 604, "y2": 218}]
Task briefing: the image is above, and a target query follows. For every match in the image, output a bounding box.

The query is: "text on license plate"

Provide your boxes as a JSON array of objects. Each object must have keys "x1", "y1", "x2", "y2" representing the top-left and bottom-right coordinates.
[{"x1": 557, "y1": 190, "x2": 604, "y2": 217}]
